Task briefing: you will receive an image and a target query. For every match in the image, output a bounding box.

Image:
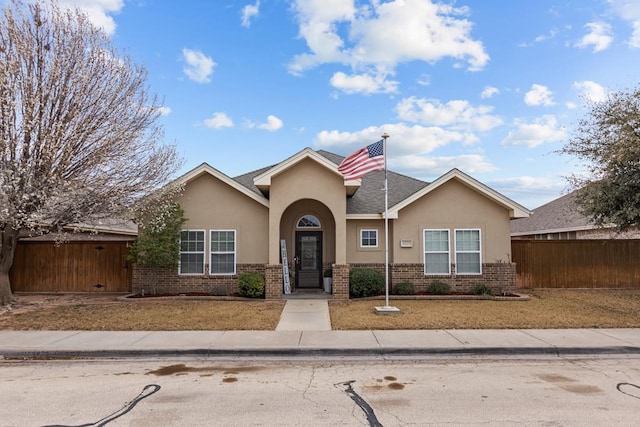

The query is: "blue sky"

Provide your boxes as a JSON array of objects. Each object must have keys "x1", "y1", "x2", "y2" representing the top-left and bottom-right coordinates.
[{"x1": 54, "y1": 0, "x2": 640, "y2": 209}]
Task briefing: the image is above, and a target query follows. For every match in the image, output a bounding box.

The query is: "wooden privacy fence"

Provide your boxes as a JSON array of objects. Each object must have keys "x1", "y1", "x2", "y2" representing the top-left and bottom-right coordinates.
[
  {"x1": 10, "y1": 241, "x2": 132, "y2": 293},
  {"x1": 511, "y1": 239, "x2": 640, "y2": 289}
]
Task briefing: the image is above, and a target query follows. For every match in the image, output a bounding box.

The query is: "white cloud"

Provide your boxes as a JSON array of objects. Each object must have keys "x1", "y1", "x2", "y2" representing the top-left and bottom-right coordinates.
[
  {"x1": 417, "y1": 74, "x2": 431, "y2": 86},
  {"x1": 607, "y1": 0, "x2": 640, "y2": 47},
  {"x1": 390, "y1": 153, "x2": 497, "y2": 175},
  {"x1": 630, "y1": 21, "x2": 640, "y2": 48},
  {"x1": 204, "y1": 112, "x2": 234, "y2": 129},
  {"x1": 573, "y1": 80, "x2": 608, "y2": 103},
  {"x1": 57, "y1": 0, "x2": 124, "y2": 36},
  {"x1": 524, "y1": 84, "x2": 555, "y2": 106},
  {"x1": 485, "y1": 175, "x2": 565, "y2": 209},
  {"x1": 501, "y1": 115, "x2": 566, "y2": 148},
  {"x1": 396, "y1": 97, "x2": 503, "y2": 132},
  {"x1": 241, "y1": 1, "x2": 260, "y2": 28},
  {"x1": 575, "y1": 22, "x2": 613, "y2": 52},
  {"x1": 288, "y1": 0, "x2": 489, "y2": 92},
  {"x1": 157, "y1": 106, "x2": 172, "y2": 116},
  {"x1": 182, "y1": 48, "x2": 216, "y2": 83},
  {"x1": 315, "y1": 123, "x2": 468, "y2": 158},
  {"x1": 481, "y1": 86, "x2": 499, "y2": 99},
  {"x1": 247, "y1": 115, "x2": 283, "y2": 131},
  {"x1": 518, "y1": 28, "x2": 559, "y2": 48},
  {"x1": 330, "y1": 71, "x2": 398, "y2": 95}
]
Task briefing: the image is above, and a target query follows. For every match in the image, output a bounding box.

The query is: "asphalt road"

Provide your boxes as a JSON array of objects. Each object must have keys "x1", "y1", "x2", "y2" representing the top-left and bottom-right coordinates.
[{"x1": 1, "y1": 357, "x2": 639, "y2": 426}]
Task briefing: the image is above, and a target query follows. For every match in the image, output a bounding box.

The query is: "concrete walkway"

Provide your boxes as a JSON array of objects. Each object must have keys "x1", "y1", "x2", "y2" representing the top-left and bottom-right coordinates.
[
  {"x1": 275, "y1": 299, "x2": 331, "y2": 331},
  {"x1": 1, "y1": 328, "x2": 639, "y2": 360},
  {"x1": 1, "y1": 299, "x2": 640, "y2": 359}
]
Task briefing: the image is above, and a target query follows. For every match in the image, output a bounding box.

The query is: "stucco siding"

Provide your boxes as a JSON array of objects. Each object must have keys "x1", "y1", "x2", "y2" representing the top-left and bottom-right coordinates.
[
  {"x1": 346, "y1": 219, "x2": 386, "y2": 263},
  {"x1": 178, "y1": 173, "x2": 269, "y2": 264},
  {"x1": 393, "y1": 179, "x2": 512, "y2": 264},
  {"x1": 269, "y1": 158, "x2": 347, "y2": 263}
]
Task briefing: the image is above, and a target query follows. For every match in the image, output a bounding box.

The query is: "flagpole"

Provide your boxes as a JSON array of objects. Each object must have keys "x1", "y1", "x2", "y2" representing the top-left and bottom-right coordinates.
[
  {"x1": 382, "y1": 132, "x2": 390, "y2": 308},
  {"x1": 375, "y1": 133, "x2": 398, "y2": 314}
]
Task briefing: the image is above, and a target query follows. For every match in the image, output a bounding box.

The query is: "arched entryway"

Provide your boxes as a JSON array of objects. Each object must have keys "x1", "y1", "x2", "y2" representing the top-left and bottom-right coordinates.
[{"x1": 280, "y1": 200, "x2": 335, "y2": 292}]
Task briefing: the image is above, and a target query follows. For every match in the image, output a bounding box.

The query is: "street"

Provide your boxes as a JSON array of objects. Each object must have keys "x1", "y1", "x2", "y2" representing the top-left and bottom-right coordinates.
[{"x1": 1, "y1": 357, "x2": 639, "y2": 426}]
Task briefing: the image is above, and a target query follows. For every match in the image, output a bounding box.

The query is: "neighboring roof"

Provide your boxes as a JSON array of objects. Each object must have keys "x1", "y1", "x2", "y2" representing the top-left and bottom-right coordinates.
[
  {"x1": 510, "y1": 191, "x2": 594, "y2": 236},
  {"x1": 20, "y1": 218, "x2": 138, "y2": 241}
]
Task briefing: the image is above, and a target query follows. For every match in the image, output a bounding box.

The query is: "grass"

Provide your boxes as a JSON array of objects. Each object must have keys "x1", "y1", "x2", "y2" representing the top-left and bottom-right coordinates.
[
  {"x1": 1, "y1": 289, "x2": 639, "y2": 330},
  {"x1": 330, "y1": 289, "x2": 640, "y2": 330},
  {"x1": 0, "y1": 299, "x2": 286, "y2": 331}
]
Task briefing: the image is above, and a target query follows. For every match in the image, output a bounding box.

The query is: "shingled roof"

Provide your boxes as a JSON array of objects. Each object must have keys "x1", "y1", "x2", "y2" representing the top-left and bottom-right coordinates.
[
  {"x1": 231, "y1": 149, "x2": 429, "y2": 215},
  {"x1": 510, "y1": 191, "x2": 593, "y2": 235}
]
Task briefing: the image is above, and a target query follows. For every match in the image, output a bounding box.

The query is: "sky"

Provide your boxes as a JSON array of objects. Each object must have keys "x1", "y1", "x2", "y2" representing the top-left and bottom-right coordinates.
[{"x1": 42, "y1": 0, "x2": 640, "y2": 209}]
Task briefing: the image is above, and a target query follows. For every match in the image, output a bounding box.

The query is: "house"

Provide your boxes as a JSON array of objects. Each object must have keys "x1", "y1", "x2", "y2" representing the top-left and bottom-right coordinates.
[
  {"x1": 133, "y1": 148, "x2": 530, "y2": 299},
  {"x1": 511, "y1": 191, "x2": 640, "y2": 240},
  {"x1": 510, "y1": 191, "x2": 640, "y2": 289}
]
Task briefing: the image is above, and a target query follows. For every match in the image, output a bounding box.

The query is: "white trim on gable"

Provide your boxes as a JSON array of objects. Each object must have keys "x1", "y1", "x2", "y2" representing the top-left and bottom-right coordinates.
[
  {"x1": 388, "y1": 168, "x2": 531, "y2": 220},
  {"x1": 177, "y1": 163, "x2": 270, "y2": 208},
  {"x1": 252, "y1": 148, "x2": 360, "y2": 195}
]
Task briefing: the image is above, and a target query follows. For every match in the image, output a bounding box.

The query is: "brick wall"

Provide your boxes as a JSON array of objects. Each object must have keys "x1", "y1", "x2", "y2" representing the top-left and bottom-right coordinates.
[
  {"x1": 332, "y1": 264, "x2": 349, "y2": 300},
  {"x1": 133, "y1": 261, "x2": 516, "y2": 297},
  {"x1": 391, "y1": 262, "x2": 516, "y2": 294},
  {"x1": 132, "y1": 264, "x2": 265, "y2": 296},
  {"x1": 265, "y1": 264, "x2": 284, "y2": 300}
]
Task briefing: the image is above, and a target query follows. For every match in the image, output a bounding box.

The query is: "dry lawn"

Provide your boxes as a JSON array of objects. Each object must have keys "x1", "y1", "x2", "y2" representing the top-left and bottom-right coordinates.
[
  {"x1": 0, "y1": 289, "x2": 639, "y2": 330},
  {"x1": 0, "y1": 294, "x2": 284, "y2": 331},
  {"x1": 330, "y1": 289, "x2": 640, "y2": 330}
]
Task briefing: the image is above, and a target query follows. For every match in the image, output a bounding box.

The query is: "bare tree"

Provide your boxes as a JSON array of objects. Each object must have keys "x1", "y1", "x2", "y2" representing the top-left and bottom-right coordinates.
[{"x1": 0, "y1": 0, "x2": 181, "y2": 304}]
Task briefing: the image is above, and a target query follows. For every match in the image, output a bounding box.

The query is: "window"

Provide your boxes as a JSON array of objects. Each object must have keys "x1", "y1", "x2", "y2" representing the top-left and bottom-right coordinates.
[
  {"x1": 297, "y1": 215, "x2": 321, "y2": 228},
  {"x1": 455, "y1": 229, "x2": 481, "y2": 274},
  {"x1": 424, "y1": 229, "x2": 450, "y2": 274},
  {"x1": 179, "y1": 230, "x2": 205, "y2": 275},
  {"x1": 210, "y1": 230, "x2": 236, "y2": 275},
  {"x1": 360, "y1": 229, "x2": 378, "y2": 247}
]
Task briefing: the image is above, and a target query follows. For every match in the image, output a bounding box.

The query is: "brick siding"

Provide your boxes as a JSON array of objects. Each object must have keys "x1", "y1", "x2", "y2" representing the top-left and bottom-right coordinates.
[
  {"x1": 133, "y1": 261, "x2": 516, "y2": 297},
  {"x1": 132, "y1": 264, "x2": 265, "y2": 296}
]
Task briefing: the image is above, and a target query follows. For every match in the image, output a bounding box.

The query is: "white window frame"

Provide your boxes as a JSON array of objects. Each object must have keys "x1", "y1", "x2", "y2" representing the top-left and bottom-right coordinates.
[
  {"x1": 423, "y1": 229, "x2": 451, "y2": 275},
  {"x1": 454, "y1": 228, "x2": 482, "y2": 275},
  {"x1": 210, "y1": 229, "x2": 236, "y2": 275},
  {"x1": 360, "y1": 229, "x2": 378, "y2": 248},
  {"x1": 179, "y1": 229, "x2": 206, "y2": 275}
]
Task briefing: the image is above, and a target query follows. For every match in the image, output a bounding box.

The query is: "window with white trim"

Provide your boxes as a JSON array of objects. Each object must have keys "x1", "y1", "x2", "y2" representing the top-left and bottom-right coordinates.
[
  {"x1": 210, "y1": 230, "x2": 236, "y2": 275},
  {"x1": 424, "y1": 229, "x2": 450, "y2": 274},
  {"x1": 455, "y1": 229, "x2": 481, "y2": 274},
  {"x1": 360, "y1": 229, "x2": 378, "y2": 248},
  {"x1": 179, "y1": 230, "x2": 205, "y2": 275}
]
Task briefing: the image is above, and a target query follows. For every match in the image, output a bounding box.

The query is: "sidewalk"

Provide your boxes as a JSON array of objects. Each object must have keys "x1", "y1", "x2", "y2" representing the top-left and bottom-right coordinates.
[{"x1": 1, "y1": 299, "x2": 639, "y2": 359}]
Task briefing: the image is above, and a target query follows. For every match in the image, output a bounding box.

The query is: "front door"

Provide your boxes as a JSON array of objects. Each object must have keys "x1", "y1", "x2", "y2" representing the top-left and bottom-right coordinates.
[{"x1": 295, "y1": 231, "x2": 322, "y2": 289}]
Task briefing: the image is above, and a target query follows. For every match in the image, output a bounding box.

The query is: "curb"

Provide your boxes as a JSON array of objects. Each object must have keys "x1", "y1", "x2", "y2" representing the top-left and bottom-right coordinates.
[{"x1": 3, "y1": 346, "x2": 640, "y2": 360}]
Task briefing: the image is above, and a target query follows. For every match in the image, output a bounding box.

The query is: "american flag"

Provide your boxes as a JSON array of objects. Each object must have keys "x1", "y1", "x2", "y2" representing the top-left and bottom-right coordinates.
[{"x1": 338, "y1": 140, "x2": 385, "y2": 180}]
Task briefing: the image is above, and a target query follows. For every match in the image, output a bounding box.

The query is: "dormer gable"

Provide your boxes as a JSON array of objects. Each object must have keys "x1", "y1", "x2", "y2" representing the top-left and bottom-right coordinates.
[
  {"x1": 178, "y1": 162, "x2": 269, "y2": 207},
  {"x1": 253, "y1": 148, "x2": 360, "y2": 195}
]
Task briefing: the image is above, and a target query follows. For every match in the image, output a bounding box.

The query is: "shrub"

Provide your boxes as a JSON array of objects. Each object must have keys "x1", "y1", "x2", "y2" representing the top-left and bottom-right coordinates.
[
  {"x1": 426, "y1": 281, "x2": 451, "y2": 295},
  {"x1": 393, "y1": 282, "x2": 415, "y2": 295},
  {"x1": 349, "y1": 268, "x2": 384, "y2": 298},
  {"x1": 474, "y1": 284, "x2": 494, "y2": 296},
  {"x1": 238, "y1": 272, "x2": 265, "y2": 298}
]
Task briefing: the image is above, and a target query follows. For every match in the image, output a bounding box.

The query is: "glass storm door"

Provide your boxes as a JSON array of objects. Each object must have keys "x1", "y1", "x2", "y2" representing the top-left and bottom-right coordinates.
[{"x1": 295, "y1": 231, "x2": 322, "y2": 289}]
